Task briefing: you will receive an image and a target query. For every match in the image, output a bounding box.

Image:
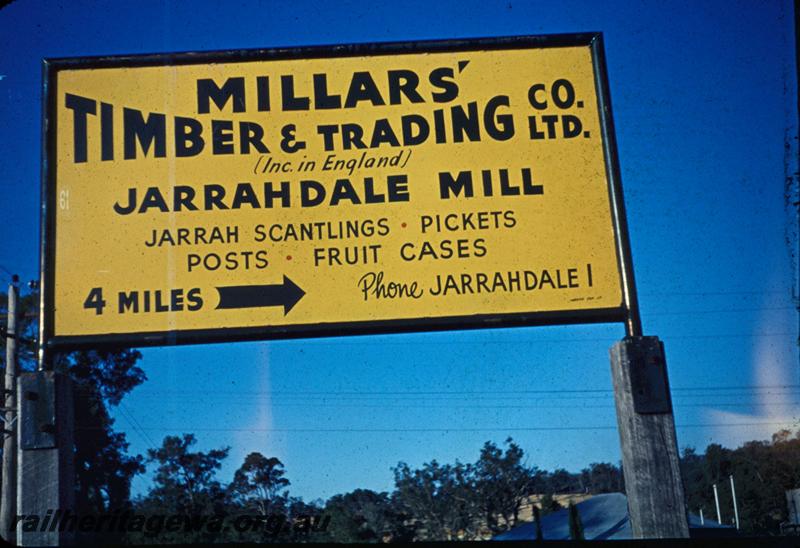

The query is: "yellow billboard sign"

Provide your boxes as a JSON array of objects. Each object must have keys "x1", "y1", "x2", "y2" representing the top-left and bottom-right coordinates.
[{"x1": 42, "y1": 35, "x2": 630, "y2": 348}]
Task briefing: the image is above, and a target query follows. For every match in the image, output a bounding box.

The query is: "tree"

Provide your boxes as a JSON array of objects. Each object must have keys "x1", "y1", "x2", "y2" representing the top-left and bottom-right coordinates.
[
  {"x1": 323, "y1": 488, "x2": 412, "y2": 543},
  {"x1": 579, "y1": 462, "x2": 624, "y2": 494},
  {"x1": 473, "y1": 438, "x2": 538, "y2": 534},
  {"x1": 538, "y1": 492, "x2": 563, "y2": 516},
  {"x1": 392, "y1": 459, "x2": 480, "y2": 540},
  {"x1": 224, "y1": 453, "x2": 330, "y2": 543},
  {"x1": 228, "y1": 452, "x2": 290, "y2": 517},
  {"x1": 59, "y1": 349, "x2": 146, "y2": 515},
  {"x1": 681, "y1": 429, "x2": 800, "y2": 534},
  {"x1": 133, "y1": 434, "x2": 230, "y2": 544},
  {"x1": 391, "y1": 440, "x2": 552, "y2": 539},
  {"x1": 545, "y1": 468, "x2": 582, "y2": 493},
  {"x1": 282, "y1": 496, "x2": 331, "y2": 542},
  {"x1": 145, "y1": 433, "x2": 229, "y2": 513}
]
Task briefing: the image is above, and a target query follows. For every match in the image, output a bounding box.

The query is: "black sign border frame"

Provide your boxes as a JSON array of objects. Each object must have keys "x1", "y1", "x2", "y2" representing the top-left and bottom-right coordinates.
[{"x1": 40, "y1": 32, "x2": 640, "y2": 352}]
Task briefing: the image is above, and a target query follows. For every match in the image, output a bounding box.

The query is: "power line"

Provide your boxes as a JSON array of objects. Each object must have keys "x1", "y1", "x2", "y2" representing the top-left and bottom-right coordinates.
[
  {"x1": 117, "y1": 402, "x2": 159, "y2": 450},
  {"x1": 1, "y1": 308, "x2": 794, "y2": 321},
  {"x1": 104, "y1": 401, "x2": 800, "y2": 411},
  {"x1": 125, "y1": 394, "x2": 800, "y2": 408},
  {"x1": 114, "y1": 406, "x2": 153, "y2": 450},
  {"x1": 672, "y1": 385, "x2": 800, "y2": 391},
  {"x1": 647, "y1": 306, "x2": 796, "y2": 316},
  {"x1": 77, "y1": 420, "x2": 800, "y2": 434},
  {"x1": 129, "y1": 395, "x2": 800, "y2": 403},
  {"x1": 134, "y1": 384, "x2": 800, "y2": 397},
  {"x1": 130, "y1": 394, "x2": 800, "y2": 402},
  {"x1": 641, "y1": 290, "x2": 790, "y2": 296},
  {"x1": 263, "y1": 332, "x2": 796, "y2": 347}
]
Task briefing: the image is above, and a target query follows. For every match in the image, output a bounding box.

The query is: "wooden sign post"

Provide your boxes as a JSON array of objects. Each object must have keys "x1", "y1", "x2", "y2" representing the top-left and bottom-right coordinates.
[
  {"x1": 610, "y1": 337, "x2": 689, "y2": 537},
  {"x1": 17, "y1": 371, "x2": 75, "y2": 546}
]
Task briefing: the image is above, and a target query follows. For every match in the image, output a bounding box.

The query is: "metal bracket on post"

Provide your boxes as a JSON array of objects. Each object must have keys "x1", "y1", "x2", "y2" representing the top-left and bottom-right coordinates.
[{"x1": 627, "y1": 337, "x2": 671, "y2": 414}]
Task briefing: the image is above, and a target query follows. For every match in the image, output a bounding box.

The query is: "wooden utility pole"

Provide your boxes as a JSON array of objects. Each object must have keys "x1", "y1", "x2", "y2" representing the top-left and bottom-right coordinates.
[
  {"x1": 1, "y1": 276, "x2": 19, "y2": 542},
  {"x1": 610, "y1": 336, "x2": 689, "y2": 538}
]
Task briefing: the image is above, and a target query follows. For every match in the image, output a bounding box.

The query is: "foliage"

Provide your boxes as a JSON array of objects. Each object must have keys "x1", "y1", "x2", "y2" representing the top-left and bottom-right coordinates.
[
  {"x1": 390, "y1": 439, "x2": 550, "y2": 540},
  {"x1": 580, "y1": 462, "x2": 624, "y2": 494},
  {"x1": 226, "y1": 452, "x2": 301, "y2": 543},
  {"x1": 322, "y1": 488, "x2": 412, "y2": 543},
  {"x1": 540, "y1": 468, "x2": 582, "y2": 493},
  {"x1": 538, "y1": 492, "x2": 563, "y2": 516},
  {"x1": 132, "y1": 441, "x2": 331, "y2": 544},
  {"x1": 131, "y1": 434, "x2": 230, "y2": 544},
  {"x1": 228, "y1": 452, "x2": 290, "y2": 516},
  {"x1": 473, "y1": 438, "x2": 538, "y2": 534},
  {"x1": 392, "y1": 458, "x2": 480, "y2": 540},
  {"x1": 145, "y1": 433, "x2": 230, "y2": 514},
  {"x1": 681, "y1": 429, "x2": 800, "y2": 534},
  {"x1": 72, "y1": 380, "x2": 144, "y2": 514},
  {"x1": 1, "y1": 289, "x2": 146, "y2": 522}
]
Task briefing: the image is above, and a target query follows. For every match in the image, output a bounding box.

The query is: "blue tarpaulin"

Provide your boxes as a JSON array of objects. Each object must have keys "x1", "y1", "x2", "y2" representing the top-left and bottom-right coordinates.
[{"x1": 493, "y1": 493, "x2": 734, "y2": 541}]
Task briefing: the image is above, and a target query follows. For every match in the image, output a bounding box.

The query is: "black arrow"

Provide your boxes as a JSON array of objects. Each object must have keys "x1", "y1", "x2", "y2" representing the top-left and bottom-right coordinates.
[{"x1": 215, "y1": 275, "x2": 305, "y2": 315}]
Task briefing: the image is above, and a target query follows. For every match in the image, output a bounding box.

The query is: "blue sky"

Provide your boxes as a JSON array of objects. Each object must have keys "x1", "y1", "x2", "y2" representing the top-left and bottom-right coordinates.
[{"x1": 0, "y1": 0, "x2": 797, "y2": 502}]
